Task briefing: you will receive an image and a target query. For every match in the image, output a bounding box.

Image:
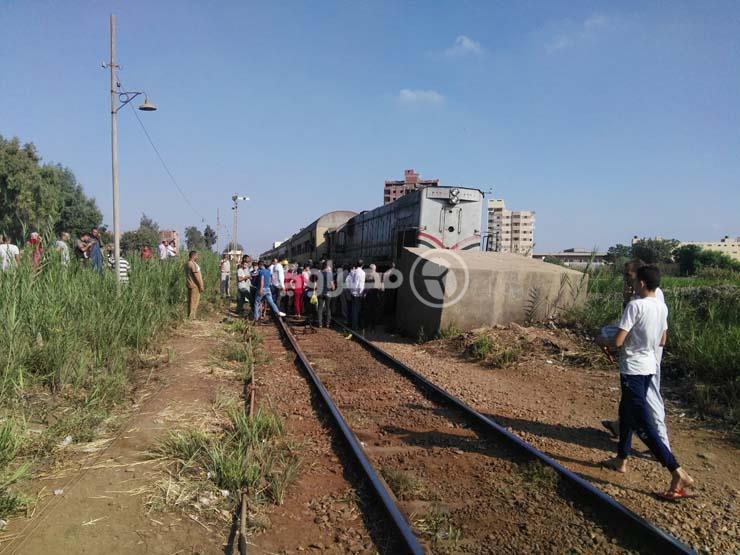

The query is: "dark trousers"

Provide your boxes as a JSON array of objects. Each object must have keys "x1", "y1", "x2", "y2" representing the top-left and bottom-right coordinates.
[
  {"x1": 318, "y1": 295, "x2": 331, "y2": 327},
  {"x1": 618, "y1": 374, "x2": 678, "y2": 471},
  {"x1": 236, "y1": 288, "x2": 249, "y2": 314},
  {"x1": 350, "y1": 296, "x2": 362, "y2": 329}
]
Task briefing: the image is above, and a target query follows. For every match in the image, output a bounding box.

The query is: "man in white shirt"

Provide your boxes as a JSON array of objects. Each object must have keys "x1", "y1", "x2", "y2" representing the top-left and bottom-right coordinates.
[
  {"x1": 55, "y1": 232, "x2": 71, "y2": 265},
  {"x1": 347, "y1": 261, "x2": 366, "y2": 330},
  {"x1": 0, "y1": 235, "x2": 20, "y2": 271},
  {"x1": 600, "y1": 260, "x2": 670, "y2": 448},
  {"x1": 236, "y1": 258, "x2": 251, "y2": 315},
  {"x1": 271, "y1": 258, "x2": 285, "y2": 301},
  {"x1": 219, "y1": 253, "x2": 231, "y2": 298},
  {"x1": 158, "y1": 240, "x2": 168, "y2": 260},
  {"x1": 603, "y1": 265, "x2": 694, "y2": 499}
]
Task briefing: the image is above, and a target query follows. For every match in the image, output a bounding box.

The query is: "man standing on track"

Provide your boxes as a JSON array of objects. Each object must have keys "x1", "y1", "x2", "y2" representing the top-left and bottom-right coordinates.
[
  {"x1": 347, "y1": 261, "x2": 365, "y2": 330},
  {"x1": 236, "y1": 257, "x2": 252, "y2": 316},
  {"x1": 317, "y1": 260, "x2": 335, "y2": 327},
  {"x1": 219, "y1": 252, "x2": 231, "y2": 299},
  {"x1": 254, "y1": 260, "x2": 285, "y2": 321},
  {"x1": 185, "y1": 250, "x2": 205, "y2": 319}
]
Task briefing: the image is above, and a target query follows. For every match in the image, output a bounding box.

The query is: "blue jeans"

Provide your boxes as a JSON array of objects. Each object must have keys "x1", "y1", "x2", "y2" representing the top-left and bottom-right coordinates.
[
  {"x1": 254, "y1": 289, "x2": 280, "y2": 320},
  {"x1": 617, "y1": 374, "x2": 678, "y2": 471},
  {"x1": 350, "y1": 296, "x2": 362, "y2": 329}
]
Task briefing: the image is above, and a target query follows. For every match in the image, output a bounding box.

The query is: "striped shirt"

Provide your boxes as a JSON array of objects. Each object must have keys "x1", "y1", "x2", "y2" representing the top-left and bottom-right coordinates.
[{"x1": 108, "y1": 256, "x2": 130, "y2": 283}]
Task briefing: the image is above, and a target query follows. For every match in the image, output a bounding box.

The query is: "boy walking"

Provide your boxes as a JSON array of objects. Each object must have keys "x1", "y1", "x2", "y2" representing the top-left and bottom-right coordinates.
[{"x1": 603, "y1": 266, "x2": 694, "y2": 499}]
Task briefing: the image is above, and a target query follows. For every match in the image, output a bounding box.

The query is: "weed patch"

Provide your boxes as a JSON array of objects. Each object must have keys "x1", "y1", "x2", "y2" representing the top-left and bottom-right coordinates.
[{"x1": 519, "y1": 460, "x2": 559, "y2": 491}]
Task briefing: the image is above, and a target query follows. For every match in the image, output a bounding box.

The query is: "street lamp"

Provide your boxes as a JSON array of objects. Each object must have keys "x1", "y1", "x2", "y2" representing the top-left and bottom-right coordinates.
[
  {"x1": 231, "y1": 195, "x2": 250, "y2": 254},
  {"x1": 104, "y1": 14, "x2": 157, "y2": 285}
]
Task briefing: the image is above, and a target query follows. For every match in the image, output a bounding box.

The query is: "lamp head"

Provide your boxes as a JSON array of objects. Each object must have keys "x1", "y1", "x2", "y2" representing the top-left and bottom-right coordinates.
[{"x1": 138, "y1": 96, "x2": 157, "y2": 111}]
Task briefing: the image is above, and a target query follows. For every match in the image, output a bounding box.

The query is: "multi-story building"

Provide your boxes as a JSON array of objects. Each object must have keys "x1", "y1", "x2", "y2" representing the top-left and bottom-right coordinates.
[
  {"x1": 672, "y1": 235, "x2": 739, "y2": 262},
  {"x1": 383, "y1": 169, "x2": 439, "y2": 205},
  {"x1": 486, "y1": 199, "x2": 535, "y2": 256}
]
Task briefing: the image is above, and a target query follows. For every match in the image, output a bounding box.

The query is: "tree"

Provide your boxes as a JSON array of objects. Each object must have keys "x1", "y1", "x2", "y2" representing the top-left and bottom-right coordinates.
[
  {"x1": 631, "y1": 238, "x2": 680, "y2": 264},
  {"x1": 0, "y1": 135, "x2": 103, "y2": 242},
  {"x1": 185, "y1": 226, "x2": 206, "y2": 250},
  {"x1": 50, "y1": 165, "x2": 103, "y2": 238},
  {"x1": 203, "y1": 225, "x2": 217, "y2": 250},
  {"x1": 120, "y1": 214, "x2": 160, "y2": 255},
  {"x1": 605, "y1": 244, "x2": 632, "y2": 264},
  {"x1": 673, "y1": 244, "x2": 703, "y2": 275}
]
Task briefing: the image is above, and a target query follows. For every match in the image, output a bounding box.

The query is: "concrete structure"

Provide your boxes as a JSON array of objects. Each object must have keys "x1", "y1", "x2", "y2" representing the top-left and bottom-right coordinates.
[
  {"x1": 395, "y1": 248, "x2": 586, "y2": 337},
  {"x1": 384, "y1": 169, "x2": 439, "y2": 205},
  {"x1": 677, "y1": 236, "x2": 740, "y2": 262},
  {"x1": 486, "y1": 200, "x2": 535, "y2": 256},
  {"x1": 533, "y1": 248, "x2": 608, "y2": 269}
]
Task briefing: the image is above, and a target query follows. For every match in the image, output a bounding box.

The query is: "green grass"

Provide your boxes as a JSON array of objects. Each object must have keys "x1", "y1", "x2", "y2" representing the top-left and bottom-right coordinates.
[
  {"x1": 465, "y1": 334, "x2": 522, "y2": 368},
  {"x1": 381, "y1": 466, "x2": 425, "y2": 500},
  {"x1": 519, "y1": 460, "x2": 559, "y2": 490},
  {"x1": 0, "y1": 251, "x2": 220, "y2": 517},
  {"x1": 157, "y1": 402, "x2": 300, "y2": 506}
]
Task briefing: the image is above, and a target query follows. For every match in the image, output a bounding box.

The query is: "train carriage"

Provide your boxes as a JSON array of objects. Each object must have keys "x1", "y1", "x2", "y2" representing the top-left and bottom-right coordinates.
[{"x1": 326, "y1": 186, "x2": 482, "y2": 268}]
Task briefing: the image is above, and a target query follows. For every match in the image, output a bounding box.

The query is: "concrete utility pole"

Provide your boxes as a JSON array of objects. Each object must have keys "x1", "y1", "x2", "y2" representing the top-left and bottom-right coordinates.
[
  {"x1": 106, "y1": 14, "x2": 156, "y2": 285},
  {"x1": 216, "y1": 208, "x2": 220, "y2": 253},
  {"x1": 110, "y1": 15, "x2": 120, "y2": 285},
  {"x1": 231, "y1": 194, "x2": 249, "y2": 253}
]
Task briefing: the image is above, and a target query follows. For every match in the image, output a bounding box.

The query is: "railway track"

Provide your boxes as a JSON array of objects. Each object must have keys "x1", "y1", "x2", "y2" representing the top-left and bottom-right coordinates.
[{"x1": 275, "y1": 317, "x2": 694, "y2": 554}]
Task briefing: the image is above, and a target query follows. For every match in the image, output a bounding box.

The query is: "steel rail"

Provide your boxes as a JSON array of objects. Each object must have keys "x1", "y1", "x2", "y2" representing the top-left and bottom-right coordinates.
[
  {"x1": 275, "y1": 317, "x2": 424, "y2": 555},
  {"x1": 335, "y1": 322, "x2": 695, "y2": 555}
]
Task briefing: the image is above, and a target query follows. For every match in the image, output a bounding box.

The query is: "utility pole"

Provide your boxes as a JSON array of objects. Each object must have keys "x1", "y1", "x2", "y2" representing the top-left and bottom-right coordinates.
[
  {"x1": 216, "y1": 208, "x2": 220, "y2": 254},
  {"x1": 231, "y1": 194, "x2": 249, "y2": 254},
  {"x1": 110, "y1": 14, "x2": 121, "y2": 287}
]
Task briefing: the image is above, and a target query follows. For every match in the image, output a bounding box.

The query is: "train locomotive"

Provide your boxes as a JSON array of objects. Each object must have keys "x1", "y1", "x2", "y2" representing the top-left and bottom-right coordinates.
[{"x1": 260, "y1": 186, "x2": 483, "y2": 268}]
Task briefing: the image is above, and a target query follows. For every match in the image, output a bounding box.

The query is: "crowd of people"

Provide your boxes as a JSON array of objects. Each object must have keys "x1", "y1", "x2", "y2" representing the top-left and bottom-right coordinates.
[
  {"x1": 219, "y1": 253, "x2": 398, "y2": 331},
  {"x1": 0, "y1": 229, "x2": 195, "y2": 294}
]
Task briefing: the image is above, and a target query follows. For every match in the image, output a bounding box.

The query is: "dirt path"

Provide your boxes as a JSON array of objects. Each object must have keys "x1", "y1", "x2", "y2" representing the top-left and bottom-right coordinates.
[
  {"x1": 371, "y1": 325, "x2": 740, "y2": 554},
  {"x1": 3, "y1": 318, "x2": 236, "y2": 555}
]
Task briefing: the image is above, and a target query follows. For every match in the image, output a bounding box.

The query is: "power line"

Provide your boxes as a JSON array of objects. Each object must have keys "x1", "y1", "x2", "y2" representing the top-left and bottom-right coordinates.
[{"x1": 117, "y1": 74, "x2": 206, "y2": 223}]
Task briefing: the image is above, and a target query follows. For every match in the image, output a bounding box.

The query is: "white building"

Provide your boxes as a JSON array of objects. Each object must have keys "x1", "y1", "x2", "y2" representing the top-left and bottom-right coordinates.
[{"x1": 486, "y1": 200, "x2": 535, "y2": 256}]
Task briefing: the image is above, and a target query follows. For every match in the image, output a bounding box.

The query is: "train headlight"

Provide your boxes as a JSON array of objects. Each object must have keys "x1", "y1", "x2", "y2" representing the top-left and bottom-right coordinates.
[{"x1": 450, "y1": 188, "x2": 460, "y2": 205}]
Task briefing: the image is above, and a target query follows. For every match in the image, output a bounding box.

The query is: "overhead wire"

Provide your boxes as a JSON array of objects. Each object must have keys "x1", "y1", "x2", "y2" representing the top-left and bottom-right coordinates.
[{"x1": 116, "y1": 73, "x2": 206, "y2": 223}]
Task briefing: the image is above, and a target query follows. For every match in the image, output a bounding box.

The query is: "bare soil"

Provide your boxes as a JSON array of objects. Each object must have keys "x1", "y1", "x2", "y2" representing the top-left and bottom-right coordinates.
[
  {"x1": 369, "y1": 324, "x2": 740, "y2": 555},
  {"x1": 3, "y1": 318, "x2": 236, "y2": 555},
  {"x1": 291, "y1": 325, "x2": 645, "y2": 554}
]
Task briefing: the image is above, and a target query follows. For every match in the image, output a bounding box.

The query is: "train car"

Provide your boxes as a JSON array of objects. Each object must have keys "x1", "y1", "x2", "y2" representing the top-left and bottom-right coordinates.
[
  {"x1": 326, "y1": 186, "x2": 483, "y2": 268},
  {"x1": 260, "y1": 210, "x2": 357, "y2": 265}
]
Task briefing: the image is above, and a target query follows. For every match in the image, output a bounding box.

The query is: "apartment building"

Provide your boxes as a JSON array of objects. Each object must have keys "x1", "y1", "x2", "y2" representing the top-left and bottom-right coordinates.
[
  {"x1": 679, "y1": 235, "x2": 740, "y2": 261},
  {"x1": 383, "y1": 169, "x2": 439, "y2": 205},
  {"x1": 486, "y1": 199, "x2": 535, "y2": 256}
]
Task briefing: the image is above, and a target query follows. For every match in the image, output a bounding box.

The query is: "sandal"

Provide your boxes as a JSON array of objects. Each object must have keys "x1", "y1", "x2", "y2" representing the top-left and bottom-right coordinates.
[{"x1": 658, "y1": 489, "x2": 697, "y2": 501}]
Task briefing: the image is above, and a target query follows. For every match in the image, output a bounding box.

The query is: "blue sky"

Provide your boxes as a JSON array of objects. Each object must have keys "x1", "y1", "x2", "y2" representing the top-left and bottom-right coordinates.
[{"x1": 1, "y1": 1, "x2": 738, "y2": 254}]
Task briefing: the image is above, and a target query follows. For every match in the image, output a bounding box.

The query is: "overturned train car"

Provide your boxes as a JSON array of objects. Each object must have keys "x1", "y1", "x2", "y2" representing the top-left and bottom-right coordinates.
[{"x1": 260, "y1": 186, "x2": 483, "y2": 267}]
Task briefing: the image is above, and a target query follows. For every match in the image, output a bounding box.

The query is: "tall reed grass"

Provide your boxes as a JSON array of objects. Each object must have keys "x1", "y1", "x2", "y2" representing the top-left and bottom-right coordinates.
[{"x1": 0, "y1": 252, "x2": 218, "y2": 397}]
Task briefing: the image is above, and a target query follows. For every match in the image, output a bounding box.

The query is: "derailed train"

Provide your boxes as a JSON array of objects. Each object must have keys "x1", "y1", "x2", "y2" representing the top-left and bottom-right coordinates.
[{"x1": 260, "y1": 186, "x2": 483, "y2": 268}]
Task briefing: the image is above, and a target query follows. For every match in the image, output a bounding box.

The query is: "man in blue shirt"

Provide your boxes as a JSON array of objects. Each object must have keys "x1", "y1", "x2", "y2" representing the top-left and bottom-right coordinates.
[{"x1": 253, "y1": 260, "x2": 285, "y2": 321}]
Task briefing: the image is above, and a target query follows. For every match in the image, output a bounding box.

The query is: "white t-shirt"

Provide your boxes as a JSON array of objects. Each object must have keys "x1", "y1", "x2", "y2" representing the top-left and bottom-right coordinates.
[
  {"x1": 271, "y1": 264, "x2": 285, "y2": 289},
  {"x1": 0, "y1": 243, "x2": 20, "y2": 270},
  {"x1": 237, "y1": 267, "x2": 251, "y2": 291},
  {"x1": 618, "y1": 296, "x2": 668, "y2": 376},
  {"x1": 220, "y1": 260, "x2": 231, "y2": 278},
  {"x1": 631, "y1": 286, "x2": 667, "y2": 366},
  {"x1": 56, "y1": 240, "x2": 70, "y2": 264},
  {"x1": 158, "y1": 244, "x2": 168, "y2": 260}
]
